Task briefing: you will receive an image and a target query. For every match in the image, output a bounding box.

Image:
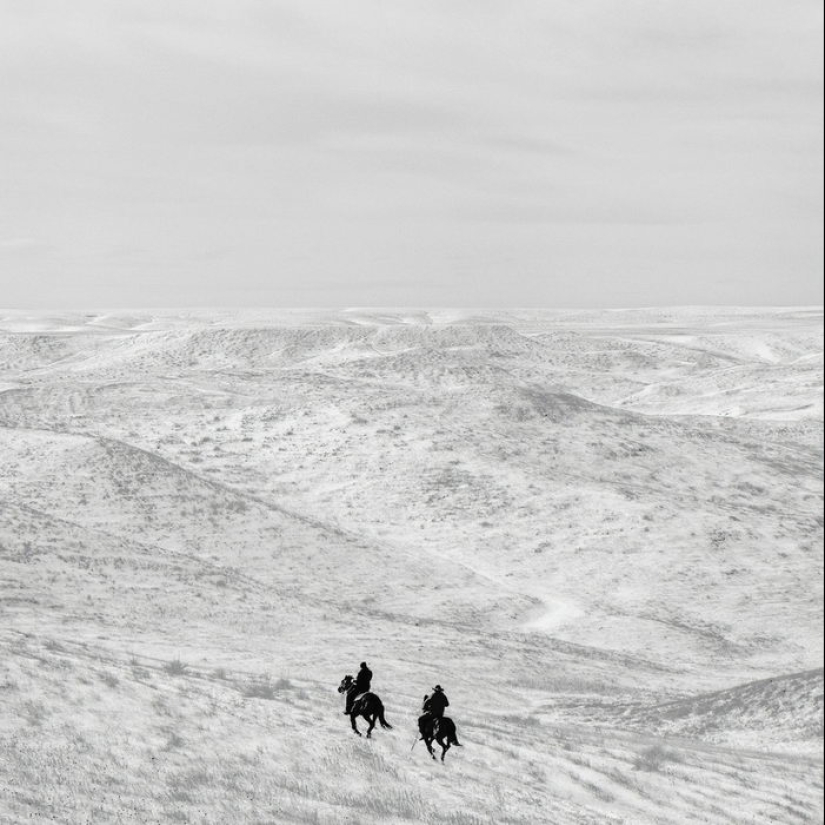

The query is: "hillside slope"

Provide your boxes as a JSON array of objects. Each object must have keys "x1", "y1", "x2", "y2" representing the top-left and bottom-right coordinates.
[{"x1": 0, "y1": 307, "x2": 822, "y2": 824}]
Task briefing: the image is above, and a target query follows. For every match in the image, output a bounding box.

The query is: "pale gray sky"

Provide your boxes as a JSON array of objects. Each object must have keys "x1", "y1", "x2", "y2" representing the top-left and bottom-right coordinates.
[{"x1": 1, "y1": 1, "x2": 822, "y2": 308}]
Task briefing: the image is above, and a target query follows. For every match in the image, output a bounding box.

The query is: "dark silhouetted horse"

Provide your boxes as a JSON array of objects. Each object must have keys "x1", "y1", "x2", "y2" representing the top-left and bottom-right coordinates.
[
  {"x1": 420, "y1": 715, "x2": 462, "y2": 762},
  {"x1": 338, "y1": 675, "x2": 392, "y2": 738}
]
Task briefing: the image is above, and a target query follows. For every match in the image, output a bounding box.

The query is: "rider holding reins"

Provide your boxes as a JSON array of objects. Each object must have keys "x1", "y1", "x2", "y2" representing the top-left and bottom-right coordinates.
[
  {"x1": 418, "y1": 684, "x2": 449, "y2": 738},
  {"x1": 344, "y1": 661, "x2": 372, "y2": 714}
]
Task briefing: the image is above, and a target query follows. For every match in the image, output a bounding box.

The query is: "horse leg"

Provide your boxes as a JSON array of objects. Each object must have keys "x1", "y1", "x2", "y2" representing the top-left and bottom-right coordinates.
[
  {"x1": 350, "y1": 713, "x2": 362, "y2": 737},
  {"x1": 439, "y1": 735, "x2": 451, "y2": 762},
  {"x1": 365, "y1": 712, "x2": 377, "y2": 738},
  {"x1": 424, "y1": 737, "x2": 436, "y2": 760}
]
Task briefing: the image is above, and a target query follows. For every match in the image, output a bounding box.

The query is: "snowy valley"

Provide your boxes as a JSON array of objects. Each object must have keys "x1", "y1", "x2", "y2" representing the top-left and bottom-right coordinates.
[{"x1": 0, "y1": 307, "x2": 822, "y2": 824}]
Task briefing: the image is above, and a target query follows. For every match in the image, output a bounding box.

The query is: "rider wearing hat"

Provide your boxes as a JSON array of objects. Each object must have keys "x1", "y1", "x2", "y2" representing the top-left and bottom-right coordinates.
[
  {"x1": 419, "y1": 684, "x2": 450, "y2": 738},
  {"x1": 423, "y1": 685, "x2": 449, "y2": 719}
]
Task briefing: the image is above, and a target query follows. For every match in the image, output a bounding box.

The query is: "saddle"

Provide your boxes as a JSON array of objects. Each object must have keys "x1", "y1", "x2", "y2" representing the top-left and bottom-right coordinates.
[
  {"x1": 419, "y1": 712, "x2": 440, "y2": 737},
  {"x1": 347, "y1": 688, "x2": 370, "y2": 712}
]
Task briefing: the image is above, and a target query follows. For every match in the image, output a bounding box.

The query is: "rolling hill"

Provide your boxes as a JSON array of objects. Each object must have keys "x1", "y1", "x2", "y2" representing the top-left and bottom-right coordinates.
[{"x1": 0, "y1": 307, "x2": 822, "y2": 824}]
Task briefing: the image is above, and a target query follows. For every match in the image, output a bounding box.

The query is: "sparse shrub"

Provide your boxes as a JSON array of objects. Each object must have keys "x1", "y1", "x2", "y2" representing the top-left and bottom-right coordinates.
[
  {"x1": 212, "y1": 667, "x2": 228, "y2": 680},
  {"x1": 164, "y1": 658, "x2": 187, "y2": 676},
  {"x1": 633, "y1": 743, "x2": 683, "y2": 772},
  {"x1": 245, "y1": 681, "x2": 277, "y2": 700},
  {"x1": 99, "y1": 670, "x2": 119, "y2": 688},
  {"x1": 243, "y1": 675, "x2": 297, "y2": 700},
  {"x1": 243, "y1": 676, "x2": 279, "y2": 700}
]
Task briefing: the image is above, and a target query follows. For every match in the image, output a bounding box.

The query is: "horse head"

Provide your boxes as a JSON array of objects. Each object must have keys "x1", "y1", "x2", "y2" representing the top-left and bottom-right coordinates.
[{"x1": 338, "y1": 675, "x2": 354, "y2": 694}]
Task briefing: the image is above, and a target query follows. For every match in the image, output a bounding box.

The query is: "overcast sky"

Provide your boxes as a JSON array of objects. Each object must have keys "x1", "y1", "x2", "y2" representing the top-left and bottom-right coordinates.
[{"x1": 1, "y1": 1, "x2": 822, "y2": 308}]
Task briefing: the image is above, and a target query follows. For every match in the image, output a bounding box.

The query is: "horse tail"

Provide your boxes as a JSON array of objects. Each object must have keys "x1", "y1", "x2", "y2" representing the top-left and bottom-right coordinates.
[{"x1": 377, "y1": 700, "x2": 393, "y2": 729}]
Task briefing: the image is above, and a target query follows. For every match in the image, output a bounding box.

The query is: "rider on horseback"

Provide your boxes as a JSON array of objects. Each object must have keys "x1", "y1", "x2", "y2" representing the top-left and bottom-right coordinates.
[
  {"x1": 344, "y1": 661, "x2": 373, "y2": 715},
  {"x1": 418, "y1": 684, "x2": 449, "y2": 739}
]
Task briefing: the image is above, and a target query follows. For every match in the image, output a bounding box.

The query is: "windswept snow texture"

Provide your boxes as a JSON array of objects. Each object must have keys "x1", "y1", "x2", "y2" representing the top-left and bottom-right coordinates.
[{"x1": 0, "y1": 307, "x2": 822, "y2": 824}]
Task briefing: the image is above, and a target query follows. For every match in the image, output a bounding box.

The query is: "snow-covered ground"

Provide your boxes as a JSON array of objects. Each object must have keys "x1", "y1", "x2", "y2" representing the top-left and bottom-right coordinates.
[{"x1": 0, "y1": 307, "x2": 822, "y2": 824}]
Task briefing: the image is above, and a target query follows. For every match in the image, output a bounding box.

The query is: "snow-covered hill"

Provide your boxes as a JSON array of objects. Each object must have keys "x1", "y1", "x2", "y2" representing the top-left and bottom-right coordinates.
[{"x1": 1, "y1": 308, "x2": 822, "y2": 824}]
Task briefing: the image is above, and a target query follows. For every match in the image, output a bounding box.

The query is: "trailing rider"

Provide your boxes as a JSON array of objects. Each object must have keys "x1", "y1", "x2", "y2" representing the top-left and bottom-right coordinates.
[{"x1": 418, "y1": 684, "x2": 449, "y2": 738}]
